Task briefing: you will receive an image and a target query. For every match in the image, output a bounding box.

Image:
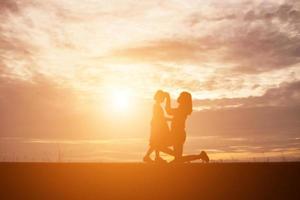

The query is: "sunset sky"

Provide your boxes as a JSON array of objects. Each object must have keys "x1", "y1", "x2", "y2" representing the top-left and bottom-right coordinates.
[{"x1": 0, "y1": 0, "x2": 299, "y2": 162}]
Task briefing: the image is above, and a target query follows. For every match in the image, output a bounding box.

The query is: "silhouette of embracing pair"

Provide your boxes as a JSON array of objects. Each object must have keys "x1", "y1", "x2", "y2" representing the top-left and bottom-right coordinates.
[{"x1": 144, "y1": 90, "x2": 209, "y2": 163}]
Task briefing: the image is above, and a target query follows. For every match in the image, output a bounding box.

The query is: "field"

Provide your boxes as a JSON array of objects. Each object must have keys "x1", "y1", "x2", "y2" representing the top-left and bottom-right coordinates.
[{"x1": 1, "y1": 162, "x2": 299, "y2": 200}]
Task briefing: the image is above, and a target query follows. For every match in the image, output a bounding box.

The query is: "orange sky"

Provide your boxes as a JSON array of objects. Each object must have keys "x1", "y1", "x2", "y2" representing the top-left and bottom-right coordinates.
[{"x1": 0, "y1": 0, "x2": 299, "y2": 162}]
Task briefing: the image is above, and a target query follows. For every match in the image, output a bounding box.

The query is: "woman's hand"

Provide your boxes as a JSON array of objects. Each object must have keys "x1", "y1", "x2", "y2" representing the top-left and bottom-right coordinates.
[{"x1": 164, "y1": 91, "x2": 171, "y2": 112}]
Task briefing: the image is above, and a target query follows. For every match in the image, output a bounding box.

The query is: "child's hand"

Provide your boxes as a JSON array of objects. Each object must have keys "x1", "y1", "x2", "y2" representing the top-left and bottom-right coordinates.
[
  {"x1": 164, "y1": 91, "x2": 170, "y2": 98},
  {"x1": 166, "y1": 117, "x2": 173, "y2": 121}
]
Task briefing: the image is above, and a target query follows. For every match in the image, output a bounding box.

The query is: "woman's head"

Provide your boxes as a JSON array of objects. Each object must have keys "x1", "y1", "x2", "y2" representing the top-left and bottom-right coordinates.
[
  {"x1": 177, "y1": 91, "x2": 193, "y2": 115},
  {"x1": 154, "y1": 90, "x2": 165, "y2": 103}
]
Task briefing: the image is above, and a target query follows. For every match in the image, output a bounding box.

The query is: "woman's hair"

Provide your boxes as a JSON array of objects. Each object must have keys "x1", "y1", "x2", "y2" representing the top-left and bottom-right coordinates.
[
  {"x1": 154, "y1": 90, "x2": 165, "y2": 101},
  {"x1": 177, "y1": 91, "x2": 193, "y2": 115}
]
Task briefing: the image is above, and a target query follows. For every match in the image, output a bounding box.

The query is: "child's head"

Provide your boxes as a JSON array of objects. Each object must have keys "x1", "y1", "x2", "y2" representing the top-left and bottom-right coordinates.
[
  {"x1": 177, "y1": 91, "x2": 193, "y2": 115},
  {"x1": 154, "y1": 90, "x2": 165, "y2": 103}
]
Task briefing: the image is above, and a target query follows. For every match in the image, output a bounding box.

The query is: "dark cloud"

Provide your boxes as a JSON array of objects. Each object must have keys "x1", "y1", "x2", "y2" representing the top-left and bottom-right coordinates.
[
  {"x1": 110, "y1": 36, "x2": 222, "y2": 64},
  {"x1": 243, "y1": 3, "x2": 300, "y2": 23},
  {"x1": 185, "y1": 13, "x2": 237, "y2": 27},
  {"x1": 112, "y1": 33, "x2": 299, "y2": 74},
  {"x1": 226, "y1": 2, "x2": 300, "y2": 73},
  {"x1": 181, "y1": 81, "x2": 300, "y2": 138},
  {"x1": 189, "y1": 82, "x2": 300, "y2": 136},
  {"x1": 113, "y1": 33, "x2": 299, "y2": 73},
  {"x1": 194, "y1": 81, "x2": 300, "y2": 109},
  {"x1": 112, "y1": 1, "x2": 300, "y2": 73},
  {"x1": 188, "y1": 105, "x2": 300, "y2": 137},
  {"x1": 0, "y1": 0, "x2": 20, "y2": 13},
  {"x1": 224, "y1": 28, "x2": 300, "y2": 73},
  {"x1": 187, "y1": 1, "x2": 300, "y2": 24}
]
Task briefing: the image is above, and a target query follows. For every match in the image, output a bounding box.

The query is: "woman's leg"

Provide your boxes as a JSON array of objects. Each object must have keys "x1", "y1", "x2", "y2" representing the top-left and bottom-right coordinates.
[
  {"x1": 179, "y1": 151, "x2": 209, "y2": 163},
  {"x1": 173, "y1": 143, "x2": 183, "y2": 161},
  {"x1": 172, "y1": 143, "x2": 207, "y2": 163},
  {"x1": 173, "y1": 133, "x2": 185, "y2": 161},
  {"x1": 180, "y1": 154, "x2": 201, "y2": 162},
  {"x1": 159, "y1": 146, "x2": 175, "y2": 156}
]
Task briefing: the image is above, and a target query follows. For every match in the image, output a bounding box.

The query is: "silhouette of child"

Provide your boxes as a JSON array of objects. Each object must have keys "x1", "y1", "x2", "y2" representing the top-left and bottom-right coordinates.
[{"x1": 143, "y1": 90, "x2": 170, "y2": 163}]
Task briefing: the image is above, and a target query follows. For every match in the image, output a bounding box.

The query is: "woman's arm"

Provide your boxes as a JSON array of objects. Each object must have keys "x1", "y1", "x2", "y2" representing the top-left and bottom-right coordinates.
[{"x1": 165, "y1": 92, "x2": 175, "y2": 115}]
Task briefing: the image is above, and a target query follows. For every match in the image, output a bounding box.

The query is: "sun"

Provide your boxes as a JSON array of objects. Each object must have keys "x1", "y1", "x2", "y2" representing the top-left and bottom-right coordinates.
[{"x1": 110, "y1": 89, "x2": 132, "y2": 112}]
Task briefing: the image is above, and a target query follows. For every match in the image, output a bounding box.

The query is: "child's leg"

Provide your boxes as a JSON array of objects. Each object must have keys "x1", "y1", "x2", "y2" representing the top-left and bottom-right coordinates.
[
  {"x1": 155, "y1": 150, "x2": 160, "y2": 159},
  {"x1": 145, "y1": 146, "x2": 154, "y2": 157},
  {"x1": 143, "y1": 147, "x2": 154, "y2": 162},
  {"x1": 154, "y1": 149, "x2": 167, "y2": 163}
]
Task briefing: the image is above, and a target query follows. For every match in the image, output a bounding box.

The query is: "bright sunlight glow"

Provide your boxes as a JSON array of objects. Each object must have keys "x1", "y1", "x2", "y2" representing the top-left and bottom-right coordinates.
[{"x1": 110, "y1": 89, "x2": 133, "y2": 112}]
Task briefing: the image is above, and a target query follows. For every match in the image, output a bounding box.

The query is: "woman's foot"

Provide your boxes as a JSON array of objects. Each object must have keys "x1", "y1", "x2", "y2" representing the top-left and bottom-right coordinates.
[
  {"x1": 199, "y1": 151, "x2": 209, "y2": 163},
  {"x1": 143, "y1": 156, "x2": 153, "y2": 163}
]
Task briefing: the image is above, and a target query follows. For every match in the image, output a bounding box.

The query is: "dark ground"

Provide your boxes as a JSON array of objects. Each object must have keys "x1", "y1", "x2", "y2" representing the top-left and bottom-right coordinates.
[{"x1": 0, "y1": 162, "x2": 299, "y2": 200}]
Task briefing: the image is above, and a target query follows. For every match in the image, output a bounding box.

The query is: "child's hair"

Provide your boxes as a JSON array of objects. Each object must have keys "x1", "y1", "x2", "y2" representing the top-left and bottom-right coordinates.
[
  {"x1": 154, "y1": 90, "x2": 165, "y2": 101},
  {"x1": 177, "y1": 91, "x2": 193, "y2": 115}
]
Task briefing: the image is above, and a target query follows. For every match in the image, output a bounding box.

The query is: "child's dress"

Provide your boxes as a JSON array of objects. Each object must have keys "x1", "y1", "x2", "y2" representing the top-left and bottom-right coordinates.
[{"x1": 149, "y1": 103, "x2": 170, "y2": 148}]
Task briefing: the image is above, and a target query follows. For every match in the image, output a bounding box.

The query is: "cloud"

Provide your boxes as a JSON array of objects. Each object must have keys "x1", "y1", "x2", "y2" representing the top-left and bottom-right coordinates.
[
  {"x1": 243, "y1": 3, "x2": 300, "y2": 22},
  {"x1": 194, "y1": 81, "x2": 300, "y2": 109},
  {"x1": 0, "y1": 0, "x2": 299, "y2": 140},
  {"x1": 112, "y1": 0, "x2": 300, "y2": 73},
  {"x1": 1, "y1": 0, "x2": 299, "y2": 98},
  {"x1": 0, "y1": 0, "x2": 38, "y2": 80},
  {"x1": 0, "y1": 73, "x2": 153, "y2": 139},
  {"x1": 0, "y1": 0, "x2": 20, "y2": 13},
  {"x1": 0, "y1": 75, "x2": 91, "y2": 138},
  {"x1": 110, "y1": 37, "x2": 221, "y2": 64},
  {"x1": 188, "y1": 81, "x2": 300, "y2": 138},
  {"x1": 189, "y1": 105, "x2": 300, "y2": 138}
]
